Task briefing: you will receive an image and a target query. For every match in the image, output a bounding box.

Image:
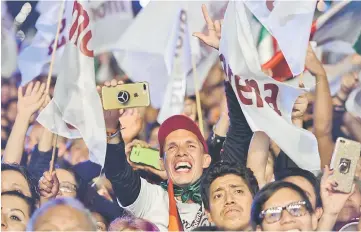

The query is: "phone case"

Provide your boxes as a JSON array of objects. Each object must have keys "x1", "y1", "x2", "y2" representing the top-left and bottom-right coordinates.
[
  {"x1": 330, "y1": 138, "x2": 361, "y2": 193},
  {"x1": 130, "y1": 146, "x2": 161, "y2": 170},
  {"x1": 102, "y1": 82, "x2": 150, "y2": 110}
]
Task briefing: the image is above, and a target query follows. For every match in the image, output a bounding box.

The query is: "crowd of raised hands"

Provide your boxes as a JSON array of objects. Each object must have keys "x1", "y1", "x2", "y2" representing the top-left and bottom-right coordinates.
[{"x1": 2, "y1": 4, "x2": 361, "y2": 232}]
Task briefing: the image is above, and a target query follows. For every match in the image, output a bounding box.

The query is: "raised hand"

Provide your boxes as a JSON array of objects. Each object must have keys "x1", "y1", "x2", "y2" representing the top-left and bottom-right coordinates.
[
  {"x1": 320, "y1": 165, "x2": 355, "y2": 216},
  {"x1": 305, "y1": 44, "x2": 326, "y2": 77},
  {"x1": 119, "y1": 108, "x2": 143, "y2": 144},
  {"x1": 39, "y1": 171, "x2": 60, "y2": 200},
  {"x1": 96, "y1": 79, "x2": 124, "y2": 130},
  {"x1": 193, "y1": 4, "x2": 222, "y2": 50},
  {"x1": 340, "y1": 71, "x2": 359, "y2": 95},
  {"x1": 17, "y1": 81, "x2": 47, "y2": 119},
  {"x1": 292, "y1": 93, "x2": 308, "y2": 121},
  {"x1": 125, "y1": 140, "x2": 168, "y2": 181}
]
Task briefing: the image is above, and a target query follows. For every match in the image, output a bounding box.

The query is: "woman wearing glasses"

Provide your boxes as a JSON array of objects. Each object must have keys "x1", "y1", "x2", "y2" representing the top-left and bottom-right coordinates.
[{"x1": 250, "y1": 181, "x2": 318, "y2": 231}]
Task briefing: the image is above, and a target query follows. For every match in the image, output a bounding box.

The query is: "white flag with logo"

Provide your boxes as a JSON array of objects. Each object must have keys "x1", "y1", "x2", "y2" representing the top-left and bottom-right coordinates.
[
  {"x1": 219, "y1": 0, "x2": 320, "y2": 171},
  {"x1": 157, "y1": 9, "x2": 192, "y2": 124},
  {"x1": 244, "y1": 0, "x2": 316, "y2": 76},
  {"x1": 18, "y1": 1, "x2": 73, "y2": 86},
  {"x1": 113, "y1": 1, "x2": 227, "y2": 108},
  {"x1": 37, "y1": 1, "x2": 107, "y2": 166}
]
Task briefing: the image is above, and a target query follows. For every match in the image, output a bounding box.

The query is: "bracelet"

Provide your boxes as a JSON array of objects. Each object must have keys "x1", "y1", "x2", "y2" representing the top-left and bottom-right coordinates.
[{"x1": 107, "y1": 129, "x2": 120, "y2": 139}]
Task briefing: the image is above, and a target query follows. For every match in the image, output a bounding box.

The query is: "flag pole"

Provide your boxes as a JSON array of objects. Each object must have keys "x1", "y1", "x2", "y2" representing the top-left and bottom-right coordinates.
[
  {"x1": 191, "y1": 57, "x2": 205, "y2": 136},
  {"x1": 47, "y1": 0, "x2": 65, "y2": 173},
  {"x1": 46, "y1": 0, "x2": 65, "y2": 94}
]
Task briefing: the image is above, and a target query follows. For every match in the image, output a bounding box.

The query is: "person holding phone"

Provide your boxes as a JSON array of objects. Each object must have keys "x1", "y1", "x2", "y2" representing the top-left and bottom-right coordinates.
[{"x1": 102, "y1": 53, "x2": 253, "y2": 232}]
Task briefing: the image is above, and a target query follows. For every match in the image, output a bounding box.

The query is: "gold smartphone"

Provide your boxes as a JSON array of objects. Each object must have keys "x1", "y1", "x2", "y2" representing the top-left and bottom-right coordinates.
[
  {"x1": 102, "y1": 82, "x2": 151, "y2": 110},
  {"x1": 330, "y1": 137, "x2": 361, "y2": 193}
]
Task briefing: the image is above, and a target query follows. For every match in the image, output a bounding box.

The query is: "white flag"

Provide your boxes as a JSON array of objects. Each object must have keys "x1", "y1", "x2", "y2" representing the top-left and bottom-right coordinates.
[
  {"x1": 157, "y1": 9, "x2": 192, "y2": 124},
  {"x1": 244, "y1": 0, "x2": 316, "y2": 76},
  {"x1": 113, "y1": 1, "x2": 226, "y2": 108},
  {"x1": 1, "y1": 2, "x2": 18, "y2": 78},
  {"x1": 18, "y1": 1, "x2": 73, "y2": 86},
  {"x1": 219, "y1": 0, "x2": 320, "y2": 171},
  {"x1": 37, "y1": 1, "x2": 107, "y2": 166},
  {"x1": 89, "y1": 0, "x2": 133, "y2": 54},
  {"x1": 312, "y1": 1, "x2": 361, "y2": 48},
  {"x1": 18, "y1": 0, "x2": 133, "y2": 86}
]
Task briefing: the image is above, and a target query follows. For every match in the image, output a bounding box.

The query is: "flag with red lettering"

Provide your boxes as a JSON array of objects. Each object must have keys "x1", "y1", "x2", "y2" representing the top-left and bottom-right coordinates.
[
  {"x1": 18, "y1": 0, "x2": 133, "y2": 86},
  {"x1": 219, "y1": 0, "x2": 320, "y2": 171},
  {"x1": 157, "y1": 9, "x2": 192, "y2": 124},
  {"x1": 37, "y1": 1, "x2": 107, "y2": 166},
  {"x1": 113, "y1": 1, "x2": 227, "y2": 108},
  {"x1": 244, "y1": 0, "x2": 316, "y2": 76},
  {"x1": 18, "y1": 1, "x2": 73, "y2": 86}
]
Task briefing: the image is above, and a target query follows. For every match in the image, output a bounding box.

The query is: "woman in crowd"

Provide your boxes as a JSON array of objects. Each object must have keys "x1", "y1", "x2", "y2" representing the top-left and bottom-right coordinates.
[{"x1": 1, "y1": 191, "x2": 36, "y2": 231}]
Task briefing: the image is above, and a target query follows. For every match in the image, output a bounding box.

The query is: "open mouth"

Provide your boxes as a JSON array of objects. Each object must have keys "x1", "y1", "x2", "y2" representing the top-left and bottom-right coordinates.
[{"x1": 174, "y1": 161, "x2": 193, "y2": 173}]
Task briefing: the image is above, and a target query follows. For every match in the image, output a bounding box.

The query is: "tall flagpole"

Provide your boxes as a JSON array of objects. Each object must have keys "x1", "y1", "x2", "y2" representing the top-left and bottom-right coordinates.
[
  {"x1": 48, "y1": 0, "x2": 65, "y2": 173},
  {"x1": 191, "y1": 57, "x2": 205, "y2": 136}
]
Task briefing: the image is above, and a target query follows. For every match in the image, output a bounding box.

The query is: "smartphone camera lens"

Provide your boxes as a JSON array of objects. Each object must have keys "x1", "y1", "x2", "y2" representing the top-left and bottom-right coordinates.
[{"x1": 143, "y1": 84, "x2": 147, "y2": 91}]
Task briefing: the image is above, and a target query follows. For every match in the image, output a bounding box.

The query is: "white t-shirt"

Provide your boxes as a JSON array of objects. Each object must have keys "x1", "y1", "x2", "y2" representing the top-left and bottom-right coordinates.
[{"x1": 119, "y1": 178, "x2": 211, "y2": 231}]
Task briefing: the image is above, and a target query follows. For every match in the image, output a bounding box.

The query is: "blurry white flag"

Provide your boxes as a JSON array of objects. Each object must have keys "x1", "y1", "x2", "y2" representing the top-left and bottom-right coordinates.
[
  {"x1": 244, "y1": 0, "x2": 316, "y2": 76},
  {"x1": 157, "y1": 9, "x2": 192, "y2": 124},
  {"x1": 18, "y1": 1, "x2": 73, "y2": 86},
  {"x1": 19, "y1": 0, "x2": 133, "y2": 86},
  {"x1": 312, "y1": 1, "x2": 361, "y2": 48},
  {"x1": 90, "y1": 0, "x2": 133, "y2": 54},
  {"x1": 1, "y1": 2, "x2": 18, "y2": 78},
  {"x1": 37, "y1": 1, "x2": 107, "y2": 166},
  {"x1": 113, "y1": 1, "x2": 227, "y2": 108},
  {"x1": 219, "y1": 0, "x2": 320, "y2": 171}
]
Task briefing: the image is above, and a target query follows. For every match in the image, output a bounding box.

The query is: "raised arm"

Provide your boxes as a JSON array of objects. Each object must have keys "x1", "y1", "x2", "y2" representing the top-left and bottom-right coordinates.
[
  {"x1": 305, "y1": 45, "x2": 334, "y2": 168},
  {"x1": 100, "y1": 80, "x2": 143, "y2": 207},
  {"x1": 3, "y1": 82, "x2": 46, "y2": 164}
]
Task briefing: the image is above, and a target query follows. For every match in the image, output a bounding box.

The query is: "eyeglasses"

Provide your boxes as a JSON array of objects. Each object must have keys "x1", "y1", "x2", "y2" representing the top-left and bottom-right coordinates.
[
  {"x1": 259, "y1": 201, "x2": 308, "y2": 224},
  {"x1": 59, "y1": 183, "x2": 77, "y2": 194}
]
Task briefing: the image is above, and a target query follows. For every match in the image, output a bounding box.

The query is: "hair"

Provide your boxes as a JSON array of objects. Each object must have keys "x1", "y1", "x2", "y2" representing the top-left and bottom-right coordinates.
[
  {"x1": 1, "y1": 163, "x2": 40, "y2": 202},
  {"x1": 55, "y1": 167, "x2": 84, "y2": 199},
  {"x1": 201, "y1": 161, "x2": 259, "y2": 210},
  {"x1": 251, "y1": 181, "x2": 314, "y2": 229},
  {"x1": 26, "y1": 197, "x2": 97, "y2": 231},
  {"x1": 275, "y1": 167, "x2": 322, "y2": 208},
  {"x1": 4, "y1": 97, "x2": 18, "y2": 110},
  {"x1": 193, "y1": 225, "x2": 220, "y2": 231},
  {"x1": 1, "y1": 190, "x2": 36, "y2": 216},
  {"x1": 108, "y1": 216, "x2": 160, "y2": 231}
]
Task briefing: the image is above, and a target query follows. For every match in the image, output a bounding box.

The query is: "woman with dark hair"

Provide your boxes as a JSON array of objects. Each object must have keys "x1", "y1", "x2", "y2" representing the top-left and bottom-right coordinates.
[
  {"x1": 251, "y1": 181, "x2": 317, "y2": 231},
  {"x1": 1, "y1": 190, "x2": 36, "y2": 231},
  {"x1": 1, "y1": 163, "x2": 40, "y2": 203}
]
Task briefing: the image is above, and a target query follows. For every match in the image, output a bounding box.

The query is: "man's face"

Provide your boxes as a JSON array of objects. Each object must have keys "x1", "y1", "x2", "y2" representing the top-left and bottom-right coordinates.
[
  {"x1": 34, "y1": 205, "x2": 94, "y2": 231},
  {"x1": 283, "y1": 176, "x2": 317, "y2": 209},
  {"x1": 259, "y1": 188, "x2": 317, "y2": 231},
  {"x1": 164, "y1": 129, "x2": 211, "y2": 187},
  {"x1": 206, "y1": 174, "x2": 253, "y2": 231}
]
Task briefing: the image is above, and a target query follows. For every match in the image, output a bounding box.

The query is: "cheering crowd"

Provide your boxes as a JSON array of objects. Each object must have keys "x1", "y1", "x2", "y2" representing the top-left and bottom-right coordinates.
[{"x1": 2, "y1": 0, "x2": 361, "y2": 231}]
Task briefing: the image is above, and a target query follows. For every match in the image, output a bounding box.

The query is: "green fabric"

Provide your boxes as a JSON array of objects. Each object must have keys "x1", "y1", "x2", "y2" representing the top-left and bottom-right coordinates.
[
  {"x1": 353, "y1": 33, "x2": 361, "y2": 55},
  {"x1": 161, "y1": 178, "x2": 202, "y2": 205},
  {"x1": 257, "y1": 26, "x2": 270, "y2": 47}
]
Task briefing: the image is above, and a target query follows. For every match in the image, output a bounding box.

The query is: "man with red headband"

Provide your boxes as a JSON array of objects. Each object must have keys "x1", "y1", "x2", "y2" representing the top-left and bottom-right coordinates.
[{"x1": 103, "y1": 77, "x2": 253, "y2": 231}]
